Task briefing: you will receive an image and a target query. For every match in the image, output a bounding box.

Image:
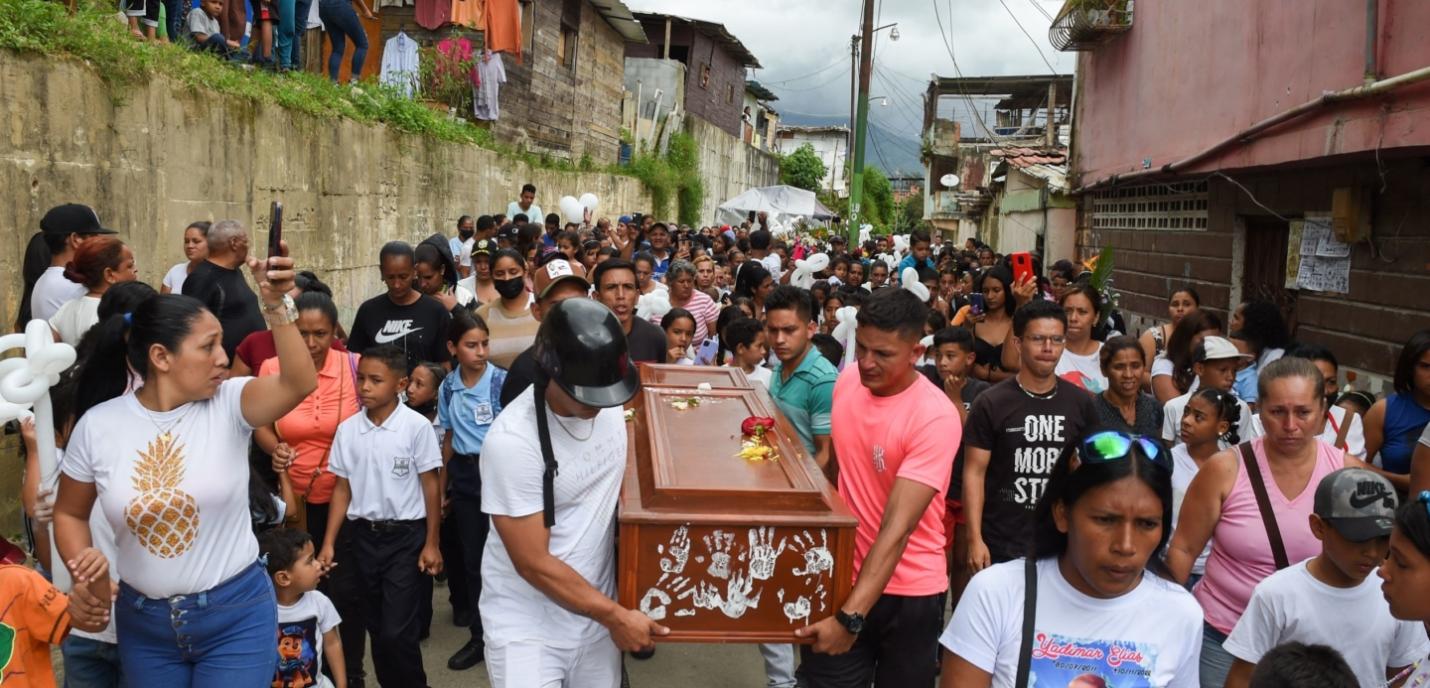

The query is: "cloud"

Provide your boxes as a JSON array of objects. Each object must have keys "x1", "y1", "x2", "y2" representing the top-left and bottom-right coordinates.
[{"x1": 627, "y1": 0, "x2": 1068, "y2": 141}]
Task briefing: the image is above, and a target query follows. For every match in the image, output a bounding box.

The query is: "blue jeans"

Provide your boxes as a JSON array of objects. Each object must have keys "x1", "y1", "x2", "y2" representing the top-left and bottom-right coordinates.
[
  {"x1": 62, "y1": 635, "x2": 126, "y2": 688},
  {"x1": 115, "y1": 561, "x2": 277, "y2": 687},
  {"x1": 318, "y1": 0, "x2": 367, "y2": 82},
  {"x1": 1200, "y1": 622, "x2": 1234, "y2": 688},
  {"x1": 162, "y1": 0, "x2": 185, "y2": 41},
  {"x1": 292, "y1": 0, "x2": 311, "y2": 67}
]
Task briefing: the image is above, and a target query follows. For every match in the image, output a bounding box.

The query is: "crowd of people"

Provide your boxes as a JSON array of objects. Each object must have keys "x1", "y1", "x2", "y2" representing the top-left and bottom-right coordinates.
[{"x1": 4, "y1": 189, "x2": 1430, "y2": 688}]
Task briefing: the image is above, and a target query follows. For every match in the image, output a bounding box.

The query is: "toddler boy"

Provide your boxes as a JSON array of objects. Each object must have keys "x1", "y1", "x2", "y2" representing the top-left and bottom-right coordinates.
[{"x1": 260, "y1": 528, "x2": 345, "y2": 688}]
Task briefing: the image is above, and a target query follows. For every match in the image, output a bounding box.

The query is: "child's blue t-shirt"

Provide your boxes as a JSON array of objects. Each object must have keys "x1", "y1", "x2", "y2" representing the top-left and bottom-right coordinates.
[{"x1": 438, "y1": 363, "x2": 508, "y2": 456}]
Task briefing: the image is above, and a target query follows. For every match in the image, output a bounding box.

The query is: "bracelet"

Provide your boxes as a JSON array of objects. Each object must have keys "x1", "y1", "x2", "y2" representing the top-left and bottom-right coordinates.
[{"x1": 263, "y1": 294, "x2": 298, "y2": 327}]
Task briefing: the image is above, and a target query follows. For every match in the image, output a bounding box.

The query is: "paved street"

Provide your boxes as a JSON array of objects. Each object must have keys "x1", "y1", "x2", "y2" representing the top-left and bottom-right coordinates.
[{"x1": 376, "y1": 584, "x2": 772, "y2": 687}]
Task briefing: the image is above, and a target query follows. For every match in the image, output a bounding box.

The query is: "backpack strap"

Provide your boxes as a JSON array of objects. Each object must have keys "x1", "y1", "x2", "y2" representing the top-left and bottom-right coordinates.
[
  {"x1": 1015, "y1": 556, "x2": 1039, "y2": 686},
  {"x1": 1238, "y1": 441, "x2": 1290, "y2": 570},
  {"x1": 532, "y1": 373, "x2": 559, "y2": 528}
]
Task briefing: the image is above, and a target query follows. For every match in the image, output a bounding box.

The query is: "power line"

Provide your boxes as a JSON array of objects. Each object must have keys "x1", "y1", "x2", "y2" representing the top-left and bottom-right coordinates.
[
  {"x1": 1025, "y1": 0, "x2": 1054, "y2": 22},
  {"x1": 930, "y1": 0, "x2": 1004, "y2": 142},
  {"x1": 997, "y1": 0, "x2": 1058, "y2": 74},
  {"x1": 773, "y1": 64, "x2": 858, "y2": 93},
  {"x1": 759, "y1": 56, "x2": 850, "y2": 86}
]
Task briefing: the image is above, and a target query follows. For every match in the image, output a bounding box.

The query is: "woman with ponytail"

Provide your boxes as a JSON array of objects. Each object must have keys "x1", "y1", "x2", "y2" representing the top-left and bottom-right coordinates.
[
  {"x1": 49, "y1": 236, "x2": 138, "y2": 345},
  {"x1": 51, "y1": 244, "x2": 318, "y2": 687}
]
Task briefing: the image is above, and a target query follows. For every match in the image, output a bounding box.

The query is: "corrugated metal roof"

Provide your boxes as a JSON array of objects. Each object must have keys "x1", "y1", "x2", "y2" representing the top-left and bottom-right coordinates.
[
  {"x1": 589, "y1": 0, "x2": 648, "y2": 43},
  {"x1": 990, "y1": 146, "x2": 1069, "y2": 192}
]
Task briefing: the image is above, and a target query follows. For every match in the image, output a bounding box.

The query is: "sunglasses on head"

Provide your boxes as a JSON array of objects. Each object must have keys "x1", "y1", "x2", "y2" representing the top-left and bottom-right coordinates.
[{"x1": 1078, "y1": 430, "x2": 1171, "y2": 469}]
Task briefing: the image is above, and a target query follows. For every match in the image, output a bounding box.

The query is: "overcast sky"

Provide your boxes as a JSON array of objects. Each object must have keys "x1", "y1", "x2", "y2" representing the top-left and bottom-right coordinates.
[{"x1": 627, "y1": 0, "x2": 1070, "y2": 168}]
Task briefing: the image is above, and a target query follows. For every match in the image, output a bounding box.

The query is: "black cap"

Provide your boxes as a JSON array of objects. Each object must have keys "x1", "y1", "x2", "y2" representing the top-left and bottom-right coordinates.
[
  {"x1": 534, "y1": 299, "x2": 639, "y2": 408},
  {"x1": 40, "y1": 203, "x2": 117, "y2": 236}
]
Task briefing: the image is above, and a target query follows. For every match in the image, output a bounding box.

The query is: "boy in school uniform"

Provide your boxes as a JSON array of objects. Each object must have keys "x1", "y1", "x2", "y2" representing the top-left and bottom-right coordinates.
[
  {"x1": 1161, "y1": 336, "x2": 1264, "y2": 447},
  {"x1": 318, "y1": 345, "x2": 443, "y2": 688},
  {"x1": 1223, "y1": 468, "x2": 1429, "y2": 687},
  {"x1": 260, "y1": 528, "x2": 346, "y2": 688}
]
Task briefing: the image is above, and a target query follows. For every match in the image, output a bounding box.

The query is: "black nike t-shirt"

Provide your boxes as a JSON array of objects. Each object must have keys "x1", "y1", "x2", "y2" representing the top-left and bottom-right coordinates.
[
  {"x1": 346, "y1": 293, "x2": 452, "y2": 368},
  {"x1": 964, "y1": 377, "x2": 1099, "y2": 562}
]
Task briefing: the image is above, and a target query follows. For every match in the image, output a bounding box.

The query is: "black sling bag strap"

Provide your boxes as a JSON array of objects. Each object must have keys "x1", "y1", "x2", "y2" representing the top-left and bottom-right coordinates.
[
  {"x1": 1238, "y1": 441, "x2": 1290, "y2": 570},
  {"x1": 1015, "y1": 555, "x2": 1038, "y2": 685},
  {"x1": 533, "y1": 373, "x2": 559, "y2": 528}
]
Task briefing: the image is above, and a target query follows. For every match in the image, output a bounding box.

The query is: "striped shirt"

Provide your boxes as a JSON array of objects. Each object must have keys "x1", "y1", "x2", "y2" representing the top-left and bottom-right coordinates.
[
  {"x1": 476, "y1": 300, "x2": 540, "y2": 370},
  {"x1": 654, "y1": 289, "x2": 720, "y2": 344}
]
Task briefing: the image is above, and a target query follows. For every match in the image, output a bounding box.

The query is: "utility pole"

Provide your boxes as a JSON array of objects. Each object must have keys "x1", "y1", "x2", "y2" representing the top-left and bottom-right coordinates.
[
  {"x1": 848, "y1": 0, "x2": 874, "y2": 247},
  {"x1": 848, "y1": 34, "x2": 858, "y2": 202}
]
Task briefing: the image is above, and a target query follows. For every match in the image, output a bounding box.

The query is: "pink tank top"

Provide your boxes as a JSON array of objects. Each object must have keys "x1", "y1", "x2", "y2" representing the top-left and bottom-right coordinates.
[{"x1": 1194, "y1": 437, "x2": 1344, "y2": 634}]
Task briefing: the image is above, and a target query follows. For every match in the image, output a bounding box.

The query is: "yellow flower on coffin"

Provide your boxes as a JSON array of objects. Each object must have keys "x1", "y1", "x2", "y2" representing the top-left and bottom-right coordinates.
[{"x1": 737, "y1": 442, "x2": 776, "y2": 462}]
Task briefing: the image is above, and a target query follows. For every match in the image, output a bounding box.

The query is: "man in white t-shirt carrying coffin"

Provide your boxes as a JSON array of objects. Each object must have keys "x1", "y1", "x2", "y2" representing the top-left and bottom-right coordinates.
[{"x1": 478, "y1": 298, "x2": 669, "y2": 686}]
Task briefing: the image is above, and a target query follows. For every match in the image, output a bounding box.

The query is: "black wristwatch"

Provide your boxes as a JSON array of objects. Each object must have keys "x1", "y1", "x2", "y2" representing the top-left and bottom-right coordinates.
[{"x1": 835, "y1": 609, "x2": 865, "y2": 635}]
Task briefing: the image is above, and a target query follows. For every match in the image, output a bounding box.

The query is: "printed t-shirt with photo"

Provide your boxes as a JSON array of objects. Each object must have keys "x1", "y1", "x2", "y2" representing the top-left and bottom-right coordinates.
[
  {"x1": 963, "y1": 377, "x2": 1099, "y2": 562},
  {"x1": 941, "y1": 557, "x2": 1202, "y2": 688}
]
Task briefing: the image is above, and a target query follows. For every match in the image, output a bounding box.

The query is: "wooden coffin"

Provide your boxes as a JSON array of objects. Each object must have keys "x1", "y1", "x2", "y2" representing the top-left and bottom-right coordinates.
[{"x1": 618, "y1": 364, "x2": 858, "y2": 643}]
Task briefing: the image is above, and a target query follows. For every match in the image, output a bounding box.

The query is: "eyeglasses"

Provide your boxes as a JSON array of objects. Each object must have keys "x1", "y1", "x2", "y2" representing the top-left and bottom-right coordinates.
[
  {"x1": 1079, "y1": 430, "x2": 1171, "y2": 469},
  {"x1": 1024, "y1": 334, "x2": 1066, "y2": 347}
]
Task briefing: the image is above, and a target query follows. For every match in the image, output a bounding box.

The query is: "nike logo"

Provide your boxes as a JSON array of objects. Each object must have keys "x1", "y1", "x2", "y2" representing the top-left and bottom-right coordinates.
[
  {"x1": 1349, "y1": 482, "x2": 1392, "y2": 509},
  {"x1": 373, "y1": 320, "x2": 422, "y2": 345}
]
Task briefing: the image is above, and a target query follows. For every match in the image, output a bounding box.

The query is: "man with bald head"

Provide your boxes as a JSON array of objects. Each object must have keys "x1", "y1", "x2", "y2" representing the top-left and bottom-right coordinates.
[{"x1": 182, "y1": 219, "x2": 265, "y2": 360}]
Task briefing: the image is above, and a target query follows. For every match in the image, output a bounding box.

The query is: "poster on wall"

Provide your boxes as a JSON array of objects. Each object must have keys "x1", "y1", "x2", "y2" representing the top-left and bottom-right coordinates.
[{"x1": 1285, "y1": 214, "x2": 1351, "y2": 293}]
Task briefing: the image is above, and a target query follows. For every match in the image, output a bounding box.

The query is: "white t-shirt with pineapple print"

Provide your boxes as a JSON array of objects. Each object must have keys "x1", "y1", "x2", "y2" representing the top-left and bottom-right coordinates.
[{"x1": 63, "y1": 378, "x2": 260, "y2": 598}]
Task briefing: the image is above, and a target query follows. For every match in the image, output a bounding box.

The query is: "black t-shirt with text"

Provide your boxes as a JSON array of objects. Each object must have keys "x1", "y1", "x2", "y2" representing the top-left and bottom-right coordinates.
[
  {"x1": 182, "y1": 260, "x2": 265, "y2": 361},
  {"x1": 964, "y1": 377, "x2": 1099, "y2": 562},
  {"x1": 346, "y1": 293, "x2": 452, "y2": 369}
]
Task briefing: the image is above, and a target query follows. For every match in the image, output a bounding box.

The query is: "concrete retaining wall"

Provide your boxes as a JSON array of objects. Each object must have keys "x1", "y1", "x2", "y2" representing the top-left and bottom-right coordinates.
[{"x1": 0, "y1": 50, "x2": 651, "y2": 323}]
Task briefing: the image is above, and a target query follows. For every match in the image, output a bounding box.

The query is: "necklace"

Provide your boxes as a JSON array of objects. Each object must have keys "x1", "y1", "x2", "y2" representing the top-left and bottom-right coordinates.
[
  {"x1": 135, "y1": 390, "x2": 196, "y2": 441},
  {"x1": 1015, "y1": 376, "x2": 1058, "y2": 400},
  {"x1": 552, "y1": 411, "x2": 597, "y2": 441}
]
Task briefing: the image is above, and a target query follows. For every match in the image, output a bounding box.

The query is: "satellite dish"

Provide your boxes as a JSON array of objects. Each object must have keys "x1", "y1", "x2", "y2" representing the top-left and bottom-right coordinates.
[{"x1": 940, "y1": 173, "x2": 960, "y2": 188}]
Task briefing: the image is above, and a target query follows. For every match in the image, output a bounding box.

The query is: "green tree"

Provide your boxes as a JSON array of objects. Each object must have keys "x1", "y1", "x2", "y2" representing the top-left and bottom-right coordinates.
[
  {"x1": 780, "y1": 143, "x2": 827, "y2": 192},
  {"x1": 861, "y1": 167, "x2": 894, "y2": 229},
  {"x1": 897, "y1": 194, "x2": 923, "y2": 232}
]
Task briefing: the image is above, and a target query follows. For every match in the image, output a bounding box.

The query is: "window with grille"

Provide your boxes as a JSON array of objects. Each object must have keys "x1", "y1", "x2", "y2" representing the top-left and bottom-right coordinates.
[{"x1": 1090, "y1": 180, "x2": 1209, "y2": 231}]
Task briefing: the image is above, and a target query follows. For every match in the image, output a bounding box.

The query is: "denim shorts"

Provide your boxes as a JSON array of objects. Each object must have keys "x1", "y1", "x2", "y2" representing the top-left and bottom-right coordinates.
[{"x1": 115, "y1": 561, "x2": 277, "y2": 687}]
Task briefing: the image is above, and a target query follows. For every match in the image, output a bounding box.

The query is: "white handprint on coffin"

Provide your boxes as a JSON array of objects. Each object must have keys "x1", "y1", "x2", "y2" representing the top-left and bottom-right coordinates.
[
  {"x1": 657, "y1": 525, "x2": 691, "y2": 575},
  {"x1": 747, "y1": 526, "x2": 788, "y2": 581},
  {"x1": 791, "y1": 529, "x2": 833, "y2": 579},
  {"x1": 703, "y1": 530, "x2": 737, "y2": 579},
  {"x1": 680, "y1": 570, "x2": 763, "y2": 619}
]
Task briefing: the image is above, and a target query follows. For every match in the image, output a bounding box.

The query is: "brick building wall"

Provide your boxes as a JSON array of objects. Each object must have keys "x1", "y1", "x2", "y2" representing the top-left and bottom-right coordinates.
[
  {"x1": 626, "y1": 23, "x2": 747, "y2": 137},
  {"x1": 1080, "y1": 154, "x2": 1430, "y2": 386}
]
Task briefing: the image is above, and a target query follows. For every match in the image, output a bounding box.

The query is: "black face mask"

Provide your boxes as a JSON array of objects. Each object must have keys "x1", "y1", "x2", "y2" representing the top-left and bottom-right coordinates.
[
  {"x1": 495, "y1": 276, "x2": 526, "y2": 300},
  {"x1": 459, "y1": 229, "x2": 474, "y2": 240}
]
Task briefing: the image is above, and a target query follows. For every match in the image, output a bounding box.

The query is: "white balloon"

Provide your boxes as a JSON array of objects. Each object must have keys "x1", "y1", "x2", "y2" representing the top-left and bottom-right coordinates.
[
  {"x1": 901, "y1": 267, "x2": 931, "y2": 303},
  {"x1": 790, "y1": 253, "x2": 830, "y2": 289},
  {"x1": 558, "y1": 196, "x2": 584, "y2": 224},
  {"x1": 830, "y1": 306, "x2": 859, "y2": 367},
  {"x1": 636, "y1": 290, "x2": 672, "y2": 323},
  {"x1": 579, "y1": 193, "x2": 600, "y2": 215}
]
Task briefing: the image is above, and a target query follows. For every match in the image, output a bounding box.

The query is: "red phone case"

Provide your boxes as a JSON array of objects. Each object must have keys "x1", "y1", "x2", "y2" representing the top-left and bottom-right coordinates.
[{"x1": 1012, "y1": 252, "x2": 1034, "y2": 283}]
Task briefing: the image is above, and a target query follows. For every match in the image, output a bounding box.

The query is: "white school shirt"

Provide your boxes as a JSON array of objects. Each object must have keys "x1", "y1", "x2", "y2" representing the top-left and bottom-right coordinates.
[
  {"x1": 48, "y1": 295, "x2": 100, "y2": 346},
  {"x1": 276, "y1": 590, "x2": 342, "y2": 687},
  {"x1": 480, "y1": 388, "x2": 626, "y2": 649},
  {"x1": 62, "y1": 379, "x2": 259, "y2": 598},
  {"x1": 328, "y1": 404, "x2": 443, "y2": 521},
  {"x1": 379, "y1": 32, "x2": 420, "y2": 98},
  {"x1": 1224, "y1": 561, "x2": 1428, "y2": 686},
  {"x1": 1161, "y1": 390, "x2": 1262, "y2": 448},
  {"x1": 941, "y1": 558, "x2": 1202, "y2": 688},
  {"x1": 1170, "y1": 444, "x2": 1213, "y2": 576},
  {"x1": 30, "y1": 266, "x2": 86, "y2": 322}
]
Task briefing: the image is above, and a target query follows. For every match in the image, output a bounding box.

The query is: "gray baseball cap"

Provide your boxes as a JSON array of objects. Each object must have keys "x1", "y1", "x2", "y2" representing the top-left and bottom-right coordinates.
[{"x1": 1313, "y1": 467, "x2": 1398, "y2": 541}]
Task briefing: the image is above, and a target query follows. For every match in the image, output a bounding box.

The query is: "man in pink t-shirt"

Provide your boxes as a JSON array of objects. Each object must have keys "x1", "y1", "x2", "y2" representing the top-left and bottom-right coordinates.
[{"x1": 795, "y1": 288, "x2": 960, "y2": 687}]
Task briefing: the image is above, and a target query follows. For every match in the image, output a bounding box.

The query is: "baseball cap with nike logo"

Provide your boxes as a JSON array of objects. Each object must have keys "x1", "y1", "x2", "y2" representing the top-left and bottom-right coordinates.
[{"x1": 1313, "y1": 467, "x2": 1398, "y2": 542}]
